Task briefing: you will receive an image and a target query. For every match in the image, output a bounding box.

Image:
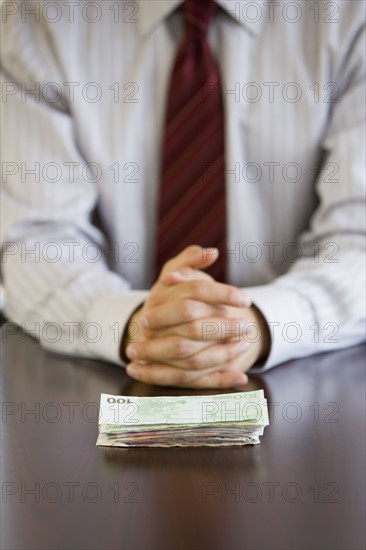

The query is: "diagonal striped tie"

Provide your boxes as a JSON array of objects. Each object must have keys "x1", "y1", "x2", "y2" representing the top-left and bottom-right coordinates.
[{"x1": 156, "y1": 0, "x2": 227, "y2": 282}]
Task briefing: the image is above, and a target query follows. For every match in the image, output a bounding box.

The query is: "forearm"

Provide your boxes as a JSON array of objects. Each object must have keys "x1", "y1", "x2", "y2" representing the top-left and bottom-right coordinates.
[
  {"x1": 3, "y1": 225, "x2": 148, "y2": 363},
  {"x1": 247, "y1": 239, "x2": 365, "y2": 371}
]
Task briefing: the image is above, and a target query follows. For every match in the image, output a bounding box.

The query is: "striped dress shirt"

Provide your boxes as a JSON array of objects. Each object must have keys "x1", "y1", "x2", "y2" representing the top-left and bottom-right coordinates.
[{"x1": 1, "y1": 0, "x2": 365, "y2": 370}]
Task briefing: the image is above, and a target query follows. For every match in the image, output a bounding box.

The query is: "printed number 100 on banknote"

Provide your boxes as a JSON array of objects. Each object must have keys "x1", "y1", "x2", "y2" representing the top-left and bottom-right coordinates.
[{"x1": 99, "y1": 392, "x2": 269, "y2": 427}]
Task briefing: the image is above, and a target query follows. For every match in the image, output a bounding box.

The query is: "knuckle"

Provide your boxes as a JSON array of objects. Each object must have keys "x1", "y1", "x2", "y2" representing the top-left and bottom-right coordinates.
[
  {"x1": 143, "y1": 312, "x2": 154, "y2": 328},
  {"x1": 133, "y1": 344, "x2": 145, "y2": 359},
  {"x1": 180, "y1": 300, "x2": 195, "y2": 321},
  {"x1": 227, "y1": 287, "x2": 239, "y2": 304},
  {"x1": 180, "y1": 266, "x2": 193, "y2": 277},
  {"x1": 176, "y1": 369, "x2": 194, "y2": 385},
  {"x1": 189, "y1": 320, "x2": 204, "y2": 340},
  {"x1": 191, "y1": 280, "x2": 206, "y2": 299},
  {"x1": 164, "y1": 257, "x2": 176, "y2": 269},
  {"x1": 172, "y1": 338, "x2": 189, "y2": 358},
  {"x1": 188, "y1": 354, "x2": 204, "y2": 370},
  {"x1": 147, "y1": 294, "x2": 159, "y2": 308}
]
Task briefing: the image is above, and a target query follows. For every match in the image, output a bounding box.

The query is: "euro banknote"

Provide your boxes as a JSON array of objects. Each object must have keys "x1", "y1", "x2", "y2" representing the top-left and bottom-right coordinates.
[{"x1": 96, "y1": 390, "x2": 268, "y2": 448}]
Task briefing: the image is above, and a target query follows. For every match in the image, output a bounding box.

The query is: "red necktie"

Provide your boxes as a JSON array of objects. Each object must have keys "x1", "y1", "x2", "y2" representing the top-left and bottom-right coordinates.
[{"x1": 156, "y1": 0, "x2": 227, "y2": 282}]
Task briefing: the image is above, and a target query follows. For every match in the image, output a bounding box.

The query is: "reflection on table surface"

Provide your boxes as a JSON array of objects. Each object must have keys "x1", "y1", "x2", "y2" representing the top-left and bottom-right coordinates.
[{"x1": 1, "y1": 322, "x2": 365, "y2": 550}]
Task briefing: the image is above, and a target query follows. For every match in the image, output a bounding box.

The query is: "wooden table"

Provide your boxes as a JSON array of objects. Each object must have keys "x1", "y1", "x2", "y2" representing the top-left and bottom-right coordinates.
[{"x1": 1, "y1": 321, "x2": 365, "y2": 549}]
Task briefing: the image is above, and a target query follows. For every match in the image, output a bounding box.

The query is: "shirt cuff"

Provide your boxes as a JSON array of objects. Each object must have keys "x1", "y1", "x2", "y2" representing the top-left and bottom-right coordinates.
[
  {"x1": 83, "y1": 291, "x2": 148, "y2": 365},
  {"x1": 243, "y1": 284, "x2": 316, "y2": 371}
]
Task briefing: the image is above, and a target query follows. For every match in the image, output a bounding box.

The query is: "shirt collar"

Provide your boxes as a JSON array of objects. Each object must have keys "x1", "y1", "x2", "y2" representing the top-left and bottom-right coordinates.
[{"x1": 138, "y1": 1, "x2": 267, "y2": 37}]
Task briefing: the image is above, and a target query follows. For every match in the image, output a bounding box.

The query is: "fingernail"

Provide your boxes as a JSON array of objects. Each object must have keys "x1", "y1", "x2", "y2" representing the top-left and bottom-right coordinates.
[
  {"x1": 126, "y1": 345, "x2": 137, "y2": 359},
  {"x1": 234, "y1": 374, "x2": 247, "y2": 385},
  {"x1": 140, "y1": 316, "x2": 149, "y2": 330},
  {"x1": 239, "y1": 293, "x2": 252, "y2": 307},
  {"x1": 126, "y1": 365, "x2": 139, "y2": 379}
]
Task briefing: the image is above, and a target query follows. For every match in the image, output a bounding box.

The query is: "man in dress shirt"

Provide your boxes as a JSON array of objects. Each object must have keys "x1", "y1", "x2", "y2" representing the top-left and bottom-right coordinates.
[{"x1": 1, "y1": 0, "x2": 365, "y2": 388}]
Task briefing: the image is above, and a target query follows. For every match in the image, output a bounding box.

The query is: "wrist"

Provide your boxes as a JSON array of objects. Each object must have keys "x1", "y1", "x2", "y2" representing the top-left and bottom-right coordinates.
[
  {"x1": 120, "y1": 302, "x2": 144, "y2": 363},
  {"x1": 250, "y1": 304, "x2": 271, "y2": 362}
]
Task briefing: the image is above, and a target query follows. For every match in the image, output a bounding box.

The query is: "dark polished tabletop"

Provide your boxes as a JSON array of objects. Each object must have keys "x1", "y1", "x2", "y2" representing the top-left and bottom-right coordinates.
[{"x1": 1, "y1": 320, "x2": 365, "y2": 550}]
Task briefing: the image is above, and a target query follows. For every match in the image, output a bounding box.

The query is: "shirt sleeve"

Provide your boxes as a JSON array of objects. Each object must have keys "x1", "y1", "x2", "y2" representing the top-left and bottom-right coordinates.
[
  {"x1": 1, "y1": 6, "x2": 146, "y2": 365},
  {"x1": 248, "y1": 23, "x2": 366, "y2": 371}
]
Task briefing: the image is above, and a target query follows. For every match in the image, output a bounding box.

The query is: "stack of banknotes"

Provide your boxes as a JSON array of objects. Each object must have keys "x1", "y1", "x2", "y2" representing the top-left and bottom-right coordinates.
[{"x1": 97, "y1": 390, "x2": 269, "y2": 447}]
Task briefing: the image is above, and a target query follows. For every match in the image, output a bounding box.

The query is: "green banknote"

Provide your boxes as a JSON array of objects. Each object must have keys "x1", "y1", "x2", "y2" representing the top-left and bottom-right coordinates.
[
  {"x1": 97, "y1": 391, "x2": 268, "y2": 448},
  {"x1": 98, "y1": 390, "x2": 268, "y2": 426}
]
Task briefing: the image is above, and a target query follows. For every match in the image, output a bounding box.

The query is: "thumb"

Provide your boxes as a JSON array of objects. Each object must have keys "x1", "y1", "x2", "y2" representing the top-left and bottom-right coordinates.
[
  {"x1": 160, "y1": 265, "x2": 213, "y2": 286},
  {"x1": 161, "y1": 245, "x2": 219, "y2": 275}
]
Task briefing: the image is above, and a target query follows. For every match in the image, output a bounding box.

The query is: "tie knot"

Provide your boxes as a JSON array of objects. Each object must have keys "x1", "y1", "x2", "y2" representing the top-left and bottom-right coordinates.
[{"x1": 184, "y1": 0, "x2": 218, "y2": 36}]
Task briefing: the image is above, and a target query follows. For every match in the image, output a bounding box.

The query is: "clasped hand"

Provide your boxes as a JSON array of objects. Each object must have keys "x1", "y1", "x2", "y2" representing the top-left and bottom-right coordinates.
[{"x1": 124, "y1": 246, "x2": 270, "y2": 388}]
